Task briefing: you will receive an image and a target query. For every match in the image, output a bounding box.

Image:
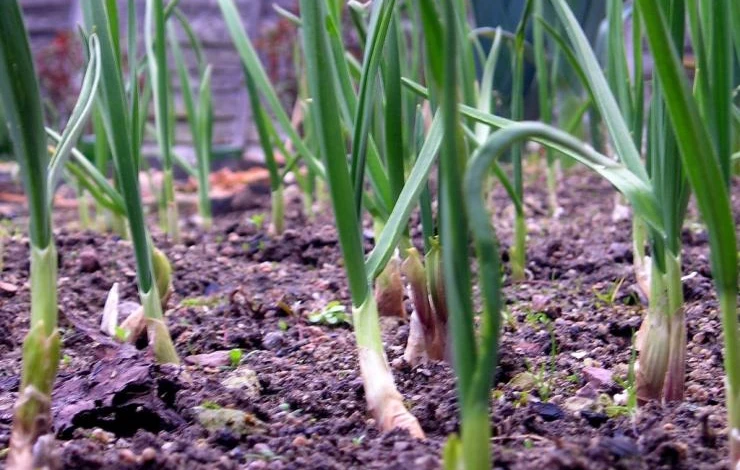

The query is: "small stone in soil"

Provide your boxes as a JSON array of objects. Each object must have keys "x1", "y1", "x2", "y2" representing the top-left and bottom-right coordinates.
[
  {"x1": 186, "y1": 350, "x2": 233, "y2": 367},
  {"x1": 508, "y1": 371, "x2": 537, "y2": 391},
  {"x1": 564, "y1": 396, "x2": 594, "y2": 413},
  {"x1": 393, "y1": 441, "x2": 411, "y2": 452},
  {"x1": 292, "y1": 435, "x2": 309, "y2": 447},
  {"x1": 531, "y1": 402, "x2": 564, "y2": 421},
  {"x1": 119, "y1": 449, "x2": 137, "y2": 464},
  {"x1": 221, "y1": 366, "x2": 261, "y2": 398},
  {"x1": 262, "y1": 331, "x2": 284, "y2": 350},
  {"x1": 582, "y1": 366, "x2": 613, "y2": 389},
  {"x1": 140, "y1": 447, "x2": 157, "y2": 462},
  {"x1": 90, "y1": 428, "x2": 113, "y2": 444},
  {"x1": 194, "y1": 407, "x2": 266, "y2": 437},
  {"x1": 0, "y1": 281, "x2": 18, "y2": 296},
  {"x1": 79, "y1": 247, "x2": 101, "y2": 272}
]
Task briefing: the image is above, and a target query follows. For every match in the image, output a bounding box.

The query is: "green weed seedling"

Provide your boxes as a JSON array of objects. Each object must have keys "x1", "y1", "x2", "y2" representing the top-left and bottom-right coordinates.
[
  {"x1": 180, "y1": 295, "x2": 224, "y2": 309},
  {"x1": 249, "y1": 213, "x2": 266, "y2": 230},
  {"x1": 308, "y1": 301, "x2": 351, "y2": 326},
  {"x1": 228, "y1": 348, "x2": 243, "y2": 368},
  {"x1": 593, "y1": 277, "x2": 625, "y2": 306}
]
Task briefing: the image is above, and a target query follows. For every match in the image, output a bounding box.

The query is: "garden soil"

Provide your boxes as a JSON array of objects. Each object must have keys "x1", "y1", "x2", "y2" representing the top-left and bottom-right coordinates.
[{"x1": 1, "y1": 167, "x2": 738, "y2": 469}]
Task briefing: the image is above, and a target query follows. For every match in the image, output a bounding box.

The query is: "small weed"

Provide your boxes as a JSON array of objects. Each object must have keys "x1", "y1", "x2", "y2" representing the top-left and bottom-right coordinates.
[
  {"x1": 501, "y1": 307, "x2": 518, "y2": 330},
  {"x1": 524, "y1": 310, "x2": 549, "y2": 327},
  {"x1": 514, "y1": 391, "x2": 530, "y2": 408},
  {"x1": 352, "y1": 435, "x2": 366, "y2": 446},
  {"x1": 250, "y1": 213, "x2": 266, "y2": 230},
  {"x1": 566, "y1": 373, "x2": 579, "y2": 384},
  {"x1": 200, "y1": 400, "x2": 222, "y2": 410},
  {"x1": 521, "y1": 313, "x2": 558, "y2": 402},
  {"x1": 524, "y1": 359, "x2": 553, "y2": 402},
  {"x1": 229, "y1": 348, "x2": 243, "y2": 368},
  {"x1": 523, "y1": 439, "x2": 533, "y2": 449},
  {"x1": 593, "y1": 277, "x2": 625, "y2": 306},
  {"x1": 278, "y1": 320, "x2": 289, "y2": 331},
  {"x1": 114, "y1": 326, "x2": 129, "y2": 342},
  {"x1": 62, "y1": 354, "x2": 72, "y2": 367},
  {"x1": 611, "y1": 331, "x2": 639, "y2": 417},
  {"x1": 308, "y1": 301, "x2": 351, "y2": 326},
  {"x1": 180, "y1": 295, "x2": 223, "y2": 309}
]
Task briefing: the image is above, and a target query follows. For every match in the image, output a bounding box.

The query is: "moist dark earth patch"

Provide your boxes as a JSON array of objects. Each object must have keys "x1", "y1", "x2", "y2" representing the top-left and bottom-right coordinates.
[{"x1": 0, "y1": 169, "x2": 738, "y2": 469}]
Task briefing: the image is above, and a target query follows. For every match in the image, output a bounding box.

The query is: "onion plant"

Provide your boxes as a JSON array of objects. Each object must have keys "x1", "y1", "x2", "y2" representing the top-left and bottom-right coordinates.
[
  {"x1": 244, "y1": 66, "x2": 285, "y2": 235},
  {"x1": 298, "y1": 0, "x2": 423, "y2": 438},
  {"x1": 636, "y1": 0, "x2": 738, "y2": 465},
  {"x1": 395, "y1": 2, "x2": 680, "y2": 467},
  {"x1": 219, "y1": 0, "x2": 333, "y2": 234},
  {"x1": 507, "y1": 2, "x2": 532, "y2": 281},
  {"x1": 83, "y1": 0, "x2": 179, "y2": 364},
  {"x1": 145, "y1": 0, "x2": 179, "y2": 241},
  {"x1": 168, "y1": 15, "x2": 214, "y2": 230},
  {"x1": 533, "y1": 0, "x2": 560, "y2": 215},
  {"x1": 543, "y1": 0, "x2": 691, "y2": 403},
  {"x1": 0, "y1": 2, "x2": 100, "y2": 465},
  {"x1": 425, "y1": 0, "x2": 733, "y2": 465}
]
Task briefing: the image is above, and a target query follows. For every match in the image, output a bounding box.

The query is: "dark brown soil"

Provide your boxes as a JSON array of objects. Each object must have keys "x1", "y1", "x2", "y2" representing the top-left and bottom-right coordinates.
[{"x1": 0, "y1": 167, "x2": 738, "y2": 469}]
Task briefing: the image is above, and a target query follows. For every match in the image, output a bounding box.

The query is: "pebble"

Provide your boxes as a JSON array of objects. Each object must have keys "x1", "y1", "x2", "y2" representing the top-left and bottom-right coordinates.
[
  {"x1": 576, "y1": 383, "x2": 599, "y2": 399},
  {"x1": 531, "y1": 402, "x2": 564, "y2": 421},
  {"x1": 582, "y1": 367, "x2": 614, "y2": 389},
  {"x1": 390, "y1": 357, "x2": 404, "y2": 369},
  {"x1": 508, "y1": 372, "x2": 536, "y2": 391},
  {"x1": 186, "y1": 350, "x2": 232, "y2": 367},
  {"x1": 79, "y1": 247, "x2": 101, "y2": 272},
  {"x1": 90, "y1": 428, "x2": 113, "y2": 444},
  {"x1": 564, "y1": 396, "x2": 594, "y2": 413},
  {"x1": 292, "y1": 435, "x2": 309, "y2": 447},
  {"x1": 195, "y1": 407, "x2": 266, "y2": 436},
  {"x1": 393, "y1": 441, "x2": 411, "y2": 452},
  {"x1": 140, "y1": 447, "x2": 157, "y2": 462},
  {"x1": 413, "y1": 455, "x2": 439, "y2": 469},
  {"x1": 0, "y1": 281, "x2": 18, "y2": 297},
  {"x1": 246, "y1": 461, "x2": 267, "y2": 470},
  {"x1": 531, "y1": 294, "x2": 550, "y2": 312},
  {"x1": 118, "y1": 449, "x2": 137, "y2": 464},
  {"x1": 262, "y1": 331, "x2": 285, "y2": 350},
  {"x1": 221, "y1": 366, "x2": 261, "y2": 398}
]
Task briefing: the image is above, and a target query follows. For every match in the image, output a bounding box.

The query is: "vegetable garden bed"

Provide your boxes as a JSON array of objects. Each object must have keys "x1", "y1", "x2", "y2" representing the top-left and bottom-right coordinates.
[{"x1": 1, "y1": 168, "x2": 736, "y2": 469}]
